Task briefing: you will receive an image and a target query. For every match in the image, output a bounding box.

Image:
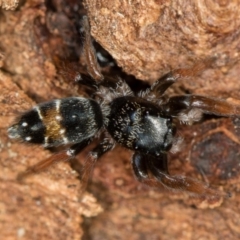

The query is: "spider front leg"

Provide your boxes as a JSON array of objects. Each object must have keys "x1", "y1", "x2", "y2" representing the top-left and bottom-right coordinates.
[
  {"x1": 162, "y1": 95, "x2": 240, "y2": 124},
  {"x1": 131, "y1": 152, "x2": 169, "y2": 185},
  {"x1": 131, "y1": 152, "x2": 149, "y2": 181},
  {"x1": 17, "y1": 139, "x2": 92, "y2": 181},
  {"x1": 132, "y1": 152, "x2": 229, "y2": 198}
]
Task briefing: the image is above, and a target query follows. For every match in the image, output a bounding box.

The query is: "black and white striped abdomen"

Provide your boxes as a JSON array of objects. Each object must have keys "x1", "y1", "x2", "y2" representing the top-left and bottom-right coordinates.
[{"x1": 8, "y1": 97, "x2": 103, "y2": 147}]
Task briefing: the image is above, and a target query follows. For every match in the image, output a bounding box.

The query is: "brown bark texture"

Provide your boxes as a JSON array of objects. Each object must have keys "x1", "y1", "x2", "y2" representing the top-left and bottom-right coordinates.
[{"x1": 1, "y1": 0, "x2": 240, "y2": 240}]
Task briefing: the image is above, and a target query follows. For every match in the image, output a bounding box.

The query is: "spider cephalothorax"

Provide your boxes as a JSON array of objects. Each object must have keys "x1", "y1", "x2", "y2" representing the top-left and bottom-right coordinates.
[{"x1": 8, "y1": 16, "x2": 240, "y2": 198}]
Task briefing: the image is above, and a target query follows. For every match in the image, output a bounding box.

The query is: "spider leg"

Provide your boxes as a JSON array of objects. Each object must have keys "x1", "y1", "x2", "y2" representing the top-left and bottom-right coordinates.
[
  {"x1": 162, "y1": 95, "x2": 240, "y2": 124},
  {"x1": 17, "y1": 138, "x2": 92, "y2": 181},
  {"x1": 81, "y1": 16, "x2": 104, "y2": 81},
  {"x1": 132, "y1": 152, "x2": 229, "y2": 198},
  {"x1": 147, "y1": 152, "x2": 229, "y2": 198},
  {"x1": 80, "y1": 136, "x2": 115, "y2": 193},
  {"x1": 131, "y1": 152, "x2": 149, "y2": 181},
  {"x1": 79, "y1": 16, "x2": 133, "y2": 96},
  {"x1": 142, "y1": 58, "x2": 213, "y2": 98},
  {"x1": 57, "y1": 59, "x2": 133, "y2": 100},
  {"x1": 131, "y1": 152, "x2": 169, "y2": 183}
]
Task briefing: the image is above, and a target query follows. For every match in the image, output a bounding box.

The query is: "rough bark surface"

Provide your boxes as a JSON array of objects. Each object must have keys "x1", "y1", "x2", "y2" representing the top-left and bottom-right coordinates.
[
  {"x1": 84, "y1": 0, "x2": 240, "y2": 98},
  {"x1": 1, "y1": 0, "x2": 240, "y2": 240},
  {"x1": 0, "y1": 0, "x2": 18, "y2": 10},
  {"x1": 0, "y1": 3, "x2": 102, "y2": 240}
]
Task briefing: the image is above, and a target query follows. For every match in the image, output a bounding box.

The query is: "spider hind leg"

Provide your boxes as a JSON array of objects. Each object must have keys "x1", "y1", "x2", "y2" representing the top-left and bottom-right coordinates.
[{"x1": 17, "y1": 139, "x2": 92, "y2": 181}]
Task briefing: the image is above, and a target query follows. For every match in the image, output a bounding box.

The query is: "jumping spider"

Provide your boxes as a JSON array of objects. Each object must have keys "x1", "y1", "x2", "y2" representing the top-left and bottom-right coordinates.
[{"x1": 8, "y1": 16, "x2": 240, "y2": 199}]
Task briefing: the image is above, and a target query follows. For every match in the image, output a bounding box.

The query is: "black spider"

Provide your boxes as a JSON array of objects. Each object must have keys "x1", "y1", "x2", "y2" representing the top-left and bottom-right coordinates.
[{"x1": 8, "y1": 17, "x2": 240, "y2": 198}]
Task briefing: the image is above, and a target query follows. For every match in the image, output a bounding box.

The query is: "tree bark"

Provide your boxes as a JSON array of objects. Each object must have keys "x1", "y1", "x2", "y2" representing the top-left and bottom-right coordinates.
[{"x1": 1, "y1": 0, "x2": 240, "y2": 239}]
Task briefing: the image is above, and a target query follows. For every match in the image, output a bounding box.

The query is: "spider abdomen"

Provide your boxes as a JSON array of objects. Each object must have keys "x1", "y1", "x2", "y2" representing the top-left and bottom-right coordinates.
[
  {"x1": 106, "y1": 96, "x2": 174, "y2": 155},
  {"x1": 8, "y1": 97, "x2": 103, "y2": 147}
]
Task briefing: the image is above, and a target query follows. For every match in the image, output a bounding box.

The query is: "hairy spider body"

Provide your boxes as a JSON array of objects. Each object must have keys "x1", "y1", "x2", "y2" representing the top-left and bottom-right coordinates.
[
  {"x1": 107, "y1": 96, "x2": 175, "y2": 154},
  {"x1": 8, "y1": 16, "x2": 240, "y2": 199},
  {"x1": 8, "y1": 98, "x2": 103, "y2": 147}
]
